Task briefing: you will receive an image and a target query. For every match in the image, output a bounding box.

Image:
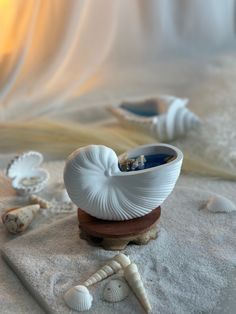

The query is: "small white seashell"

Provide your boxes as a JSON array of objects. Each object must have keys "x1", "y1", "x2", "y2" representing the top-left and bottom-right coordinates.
[
  {"x1": 103, "y1": 279, "x2": 129, "y2": 303},
  {"x1": 64, "y1": 285, "x2": 93, "y2": 311},
  {"x1": 124, "y1": 263, "x2": 152, "y2": 314},
  {"x1": 83, "y1": 253, "x2": 131, "y2": 287},
  {"x1": 205, "y1": 195, "x2": 236, "y2": 213},
  {"x1": 1, "y1": 204, "x2": 40, "y2": 234},
  {"x1": 6, "y1": 151, "x2": 49, "y2": 195},
  {"x1": 107, "y1": 95, "x2": 201, "y2": 141},
  {"x1": 64, "y1": 144, "x2": 183, "y2": 221},
  {"x1": 29, "y1": 195, "x2": 51, "y2": 209},
  {"x1": 55, "y1": 188, "x2": 71, "y2": 204}
]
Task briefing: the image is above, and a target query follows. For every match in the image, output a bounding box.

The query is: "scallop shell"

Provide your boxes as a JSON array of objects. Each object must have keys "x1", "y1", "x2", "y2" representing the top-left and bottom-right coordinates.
[
  {"x1": 124, "y1": 263, "x2": 152, "y2": 313},
  {"x1": 107, "y1": 95, "x2": 201, "y2": 141},
  {"x1": 6, "y1": 151, "x2": 49, "y2": 195},
  {"x1": 64, "y1": 285, "x2": 93, "y2": 311},
  {"x1": 64, "y1": 144, "x2": 183, "y2": 221},
  {"x1": 103, "y1": 279, "x2": 129, "y2": 303},
  {"x1": 83, "y1": 253, "x2": 131, "y2": 287},
  {"x1": 205, "y1": 195, "x2": 236, "y2": 213},
  {"x1": 1, "y1": 204, "x2": 40, "y2": 234}
]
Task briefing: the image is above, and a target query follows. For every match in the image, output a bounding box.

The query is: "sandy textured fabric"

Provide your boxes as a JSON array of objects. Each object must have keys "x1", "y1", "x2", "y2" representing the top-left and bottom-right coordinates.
[
  {"x1": 2, "y1": 179, "x2": 236, "y2": 314},
  {"x1": 0, "y1": 161, "x2": 76, "y2": 314},
  {"x1": 0, "y1": 171, "x2": 44, "y2": 314}
]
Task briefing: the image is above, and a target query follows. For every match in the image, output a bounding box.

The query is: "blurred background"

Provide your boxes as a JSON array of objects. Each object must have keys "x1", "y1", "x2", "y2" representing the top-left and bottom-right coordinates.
[{"x1": 1, "y1": 0, "x2": 236, "y2": 176}]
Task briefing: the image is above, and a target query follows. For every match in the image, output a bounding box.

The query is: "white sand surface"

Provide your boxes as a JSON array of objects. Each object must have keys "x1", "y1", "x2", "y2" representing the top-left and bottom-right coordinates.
[{"x1": 1, "y1": 172, "x2": 236, "y2": 314}]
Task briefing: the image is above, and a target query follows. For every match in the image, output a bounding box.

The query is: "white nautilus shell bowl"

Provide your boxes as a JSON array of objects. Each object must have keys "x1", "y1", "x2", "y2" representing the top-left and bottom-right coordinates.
[
  {"x1": 6, "y1": 151, "x2": 49, "y2": 195},
  {"x1": 107, "y1": 95, "x2": 201, "y2": 141},
  {"x1": 64, "y1": 144, "x2": 183, "y2": 221}
]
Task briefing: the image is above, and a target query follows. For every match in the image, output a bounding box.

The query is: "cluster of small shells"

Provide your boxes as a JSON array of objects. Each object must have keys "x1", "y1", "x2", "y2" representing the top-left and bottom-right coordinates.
[
  {"x1": 64, "y1": 253, "x2": 152, "y2": 313},
  {"x1": 2, "y1": 150, "x2": 74, "y2": 234}
]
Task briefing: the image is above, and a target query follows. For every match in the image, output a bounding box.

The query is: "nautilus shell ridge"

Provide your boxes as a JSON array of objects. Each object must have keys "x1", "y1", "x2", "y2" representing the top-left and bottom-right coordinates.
[
  {"x1": 107, "y1": 95, "x2": 201, "y2": 141},
  {"x1": 64, "y1": 144, "x2": 183, "y2": 221}
]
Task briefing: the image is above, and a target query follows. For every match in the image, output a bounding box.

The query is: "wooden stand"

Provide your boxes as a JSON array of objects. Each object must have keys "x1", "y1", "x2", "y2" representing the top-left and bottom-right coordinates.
[{"x1": 77, "y1": 206, "x2": 161, "y2": 250}]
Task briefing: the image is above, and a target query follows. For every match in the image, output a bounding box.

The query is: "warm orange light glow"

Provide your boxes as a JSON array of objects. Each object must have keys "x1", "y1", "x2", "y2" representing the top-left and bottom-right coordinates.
[
  {"x1": 0, "y1": 0, "x2": 17, "y2": 54},
  {"x1": 0, "y1": 0, "x2": 35, "y2": 56},
  {"x1": 0, "y1": 0, "x2": 9, "y2": 8}
]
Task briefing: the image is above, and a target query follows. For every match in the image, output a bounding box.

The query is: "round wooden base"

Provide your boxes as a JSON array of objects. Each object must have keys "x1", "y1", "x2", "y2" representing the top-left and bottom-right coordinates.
[{"x1": 77, "y1": 206, "x2": 161, "y2": 250}]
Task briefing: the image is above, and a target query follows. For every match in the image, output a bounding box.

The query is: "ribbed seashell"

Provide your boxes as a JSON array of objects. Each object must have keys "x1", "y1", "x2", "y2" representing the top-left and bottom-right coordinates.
[
  {"x1": 205, "y1": 194, "x2": 236, "y2": 213},
  {"x1": 64, "y1": 144, "x2": 183, "y2": 221},
  {"x1": 103, "y1": 279, "x2": 130, "y2": 303},
  {"x1": 124, "y1": 263, "x2": 152, "y2": 314},
  {"x1": 83, "y1": 253, "x2": 131, "y2": 287},
  {"x1": 107, "y1": 95, "x2": 201, "y2": 141},
  {"x1": 29, "y1": 195, "x2": 51, "y2": 209},
  {"x1": 64, "y1": 285, "x2": 93, "y2": 311},
  {"x1": 1, "y1": 204, "x2": 40, "y2": 234},
  {"x1": 6, "y1": 151, "x2": 49, "y2": 195}
]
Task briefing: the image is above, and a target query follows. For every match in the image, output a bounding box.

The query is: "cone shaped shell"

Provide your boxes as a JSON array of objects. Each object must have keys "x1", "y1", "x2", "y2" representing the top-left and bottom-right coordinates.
[
  {"x1": 64, "y1": 144, "x2": 183, "y2": 220},
  {"x1": 124, "y1": 263, "x2": 152, "y2": 313},
  {"x1": 114, "y1": 253, "x2": 131, "y2": 268},
  {"x1": 84, "y1": 260, "x2": 122, "y2": 287},
  {"x1": 1, "y1": 204, "x2": 40, "y2": 234},
  {"x1": 83, "y1": 254, "x2": 130, "y2": 287},
  {"x1": 64, "y1": 285, "x2": 93, "y2": 311}
]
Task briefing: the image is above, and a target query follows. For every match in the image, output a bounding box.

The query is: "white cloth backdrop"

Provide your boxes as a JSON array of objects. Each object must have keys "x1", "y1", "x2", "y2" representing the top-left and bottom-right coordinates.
[{"x1": 0, "y1": 0, "x2": 236, "y2": 121}]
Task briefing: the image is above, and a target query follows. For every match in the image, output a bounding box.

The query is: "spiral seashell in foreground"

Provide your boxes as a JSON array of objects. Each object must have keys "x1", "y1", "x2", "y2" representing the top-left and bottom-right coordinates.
[
  {"x1": 124, "y1": 263, "x2": 152, "y2": 313},
  {"x1": 64, "y1": 144, "x2": 183, "y2": 221},
  {"x1": 6, "y1": 151, "x2": 49, "y2": 195},
  {"x1": 103, "y1": 279, "x2": 130, "y2": 303},
  {"x1": 107, "y1": 95, "x2": 201, "y2": 141},
  {"x1": 1, "y1": 204, "x2": 40, "y2": 234},
  {"x1": 83, "y1": 253, "x2": 131, "y2": 287},
  {"x1": 64, "y1": 285, "x2": 93, "y2": 311}
]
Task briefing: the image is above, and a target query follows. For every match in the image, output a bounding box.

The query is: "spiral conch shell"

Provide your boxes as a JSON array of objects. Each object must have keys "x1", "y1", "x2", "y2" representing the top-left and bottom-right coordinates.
[
  {"x1": 124, "y1": 263, "x2": 152, "y2": 313},
  {"x1": 1, "y1": 204, "x2": 40, "y2": 234},
  {"x1": 107, "y1": 95, "x2": 201, "y2": 141},
  {"x1": 83, "y1": 253, "x2": 131, "y2": 287},
  {"x1": 64, "y1": 144, "x2": 183, "y2": 221}
]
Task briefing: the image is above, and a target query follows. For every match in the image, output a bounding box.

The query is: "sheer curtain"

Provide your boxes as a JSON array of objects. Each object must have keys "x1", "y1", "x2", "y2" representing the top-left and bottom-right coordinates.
[{"x1": 0, "y1": 0, "x2": 235, "y2": 121}]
